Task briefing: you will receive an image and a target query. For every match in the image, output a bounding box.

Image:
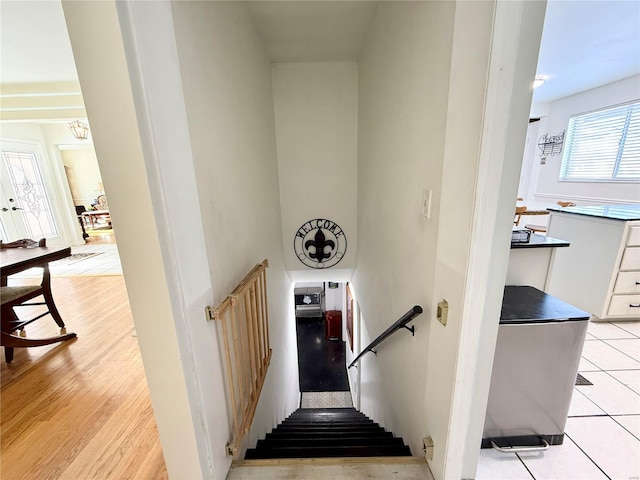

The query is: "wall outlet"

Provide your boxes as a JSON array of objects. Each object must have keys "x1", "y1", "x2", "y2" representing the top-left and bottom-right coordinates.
[
  {"x1": 437, "y1": 299, "x2": 448, "y2": 326},
  {"x1": 423, "y1": 436, "x2": 434, "y2": 460},
  {"x1": 421, "y1": 188, "x2": 432, "y2": 218}
]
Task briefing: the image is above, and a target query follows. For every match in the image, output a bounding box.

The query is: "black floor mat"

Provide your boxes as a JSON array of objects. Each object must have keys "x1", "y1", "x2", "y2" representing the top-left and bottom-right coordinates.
[
  {"x1": 576, "y1": 373, "x2": 593, "y2": 385},
  {"x1": 296, "y1": 316, "x2": 350, "y2": 392}
]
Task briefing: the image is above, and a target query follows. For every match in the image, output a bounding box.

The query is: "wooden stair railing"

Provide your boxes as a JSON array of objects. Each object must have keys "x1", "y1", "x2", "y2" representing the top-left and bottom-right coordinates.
[{"x1": 206, "y1": 259, "x2": 271, "y2": 456}]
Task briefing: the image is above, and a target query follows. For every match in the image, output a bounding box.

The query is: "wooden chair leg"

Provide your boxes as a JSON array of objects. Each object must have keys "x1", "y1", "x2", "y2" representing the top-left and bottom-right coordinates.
[
  {"x1": 41, "y1": 266, "x2": 66, "y2": 329},
  {"x1": 4, "y1": 346, "x2": 14, "y2": 363}
]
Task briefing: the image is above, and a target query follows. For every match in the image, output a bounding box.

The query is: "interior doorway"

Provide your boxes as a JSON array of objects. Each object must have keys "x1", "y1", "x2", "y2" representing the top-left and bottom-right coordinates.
[
  {"x1": 59, "y1": 145, "x2": 115, "y2": 244},
  {"x1": 294, "y1": 281, "x2": 352, "y2": 408}
]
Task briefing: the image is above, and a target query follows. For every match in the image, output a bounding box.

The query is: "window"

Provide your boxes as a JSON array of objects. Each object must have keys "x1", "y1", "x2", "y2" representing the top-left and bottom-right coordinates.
[{"x1": 559, "y1": 100, "x2": 640, "y2": 182}]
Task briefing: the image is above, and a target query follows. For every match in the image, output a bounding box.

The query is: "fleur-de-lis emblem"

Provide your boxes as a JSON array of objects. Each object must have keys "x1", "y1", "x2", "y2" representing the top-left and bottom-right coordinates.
[
  {"x1": 294, "y1": 218, "x2": 347, "y2": 269},
  {"x1": 304, "y1": 228, "x2": 335, "y2": 262}
]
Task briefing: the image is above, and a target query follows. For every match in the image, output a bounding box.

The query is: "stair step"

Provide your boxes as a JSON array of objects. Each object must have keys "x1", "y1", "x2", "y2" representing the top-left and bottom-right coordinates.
[
  {"x1": 281, "y1": 419, "x2": 375, "y2": 426},
  {"x1": 266, "y1": 430, "x2": 394, "y2": 439},
  {"x1": 288, "y1": 410, "x2": 363, "y2": 417},
  {"x1": 244, "y1": 445, "x2": 412, "y2": 459},
  {"x1": 257, "y1": 437, "x2": 406, "y2": 448},
  {"x1": 288, "y1": 410, "x2": 364, "y2": 417},
  {"x1": 275, "y1": 425, "x2": 385, "y2": 433},
  {"x1": 246, "y1": 408, "x2": 412, "y2": 461}
]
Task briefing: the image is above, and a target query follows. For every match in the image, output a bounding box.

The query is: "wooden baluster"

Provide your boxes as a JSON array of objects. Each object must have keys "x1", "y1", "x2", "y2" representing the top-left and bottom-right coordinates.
[
  {"x1": 255, "y1": 276, "x2": 265, "y2": 373},
  {"x1": 243, "y1": 293, "x2": 257, "y2": 392},
  {"x1": 250, "y1": 284, "x2": 263, "y2": 374},
  {"x1": 262, "y1": 269, "x2": 271, "y2": 354},
  {"x1": 229, "y1": 296, "x2": 246, "y2": 426},
  {"x1": 219, "y1": 308, "x2": 238, "y2": 438}
]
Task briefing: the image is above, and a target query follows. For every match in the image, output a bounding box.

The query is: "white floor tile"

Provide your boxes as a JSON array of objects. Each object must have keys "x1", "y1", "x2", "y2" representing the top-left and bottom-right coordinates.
[
  {"x1": 588, "y1": 321, "x2": 637, "y2": 340},
  {"x1": 475, "y1": 449, "x2": 533, "y2": 480},
  {"x1": 608, "y1": 369, "x2": 640, "y2": 395},
  {"x1": 568, "y1": 388, "x2": 606, "y2": 417},
  {"x1": 604, "y1": 339, "x2": 640, "y2": 362},
  {"x1": 565, "y1": 416, "x2": 640, "y2": 480},
  {"x1": 581, "y1": 340, "x2": 640, "y2": 370},
  {"x1": 578, "y1": 357, "x2": 601, "y2": 372},
  {"x1": 517, "y1": 435, "x2": 606, "y2": 479},
  {"x1": 613, "y1": 321, "x2": 640, "y2": 337},
  {"x1": 576, "y1": 371, "x2": 640, "y2": 415},
  {"x1": 613, "y1": 415, "x2": 640, "y2": 440}
]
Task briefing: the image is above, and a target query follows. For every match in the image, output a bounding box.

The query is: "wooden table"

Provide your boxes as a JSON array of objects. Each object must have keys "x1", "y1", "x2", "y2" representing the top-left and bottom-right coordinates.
[
  {"x1": 81, "y1": 210, "x2": 110, "y2": 229},
  {"x1": 1, "y1": 245, "x2": 77, "y2": 361}
]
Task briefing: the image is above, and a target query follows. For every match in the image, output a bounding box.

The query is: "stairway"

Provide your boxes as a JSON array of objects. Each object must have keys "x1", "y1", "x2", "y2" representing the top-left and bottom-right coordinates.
[{"x1": 245, "y1": 407, "x2": 412, "y2": 459}]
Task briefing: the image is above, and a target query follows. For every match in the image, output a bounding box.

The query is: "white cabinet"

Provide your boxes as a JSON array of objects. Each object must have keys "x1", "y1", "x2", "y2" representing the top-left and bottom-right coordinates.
[{"x1": 547, "y1": 210, "x2": 640, "y2": 321}]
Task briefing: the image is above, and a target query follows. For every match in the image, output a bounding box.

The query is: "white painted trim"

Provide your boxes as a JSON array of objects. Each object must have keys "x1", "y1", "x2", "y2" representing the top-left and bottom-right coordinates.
[
  {"x1": 115, "y1": 2, "x2": 221, "y2": 477},
  {"x1": 446, "y1": 1, "x2": 547, "y2": 478}
]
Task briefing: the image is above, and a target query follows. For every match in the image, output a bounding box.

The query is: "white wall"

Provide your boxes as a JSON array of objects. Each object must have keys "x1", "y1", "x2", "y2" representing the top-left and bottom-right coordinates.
[
  {"x1": 171, "y1": 0, "x2": 300, "y2": 461},
  {"x1": 272, "y1": 62, "x2": 358, "y2": 274},
  {"x1": 353, "y1": 0, "x2": 455, "y2": 464},
  {"x1": 528, "y1": 75, "x2": 640, "y2": 205},
  {"x1": 60, "y1": 147, "x2": 103, "y2": 207},
  {"x1": 64, "y1": 1, "x2": 206, "y2": 478}
]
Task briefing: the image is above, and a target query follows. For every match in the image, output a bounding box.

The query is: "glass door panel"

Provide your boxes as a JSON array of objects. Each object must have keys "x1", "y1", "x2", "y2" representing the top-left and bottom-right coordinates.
[{"x1": 0, "y1": 150, "x2": 59, "y2": 240}]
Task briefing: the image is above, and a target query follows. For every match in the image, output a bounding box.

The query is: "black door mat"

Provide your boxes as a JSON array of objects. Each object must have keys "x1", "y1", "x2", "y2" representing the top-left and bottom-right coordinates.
[{"x1": 576, "y1": 373, "x2": 593, "y2": 385}]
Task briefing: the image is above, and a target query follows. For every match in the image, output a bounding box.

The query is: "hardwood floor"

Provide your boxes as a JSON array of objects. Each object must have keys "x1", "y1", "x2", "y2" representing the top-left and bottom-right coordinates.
[{"x1": 1, "y1": 275, "x2": 168, "y2": 480}]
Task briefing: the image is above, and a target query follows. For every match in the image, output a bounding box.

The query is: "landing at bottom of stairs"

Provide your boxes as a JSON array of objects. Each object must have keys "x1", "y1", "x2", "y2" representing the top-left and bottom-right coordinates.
[{"x1": 227, "y1": 457, "x2": 434, "y2": 480}]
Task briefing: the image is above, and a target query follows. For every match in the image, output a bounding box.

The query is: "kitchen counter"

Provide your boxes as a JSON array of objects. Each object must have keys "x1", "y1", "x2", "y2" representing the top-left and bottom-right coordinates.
[
  {"x1": 547, "y1": 204, "x2": 640, "y2": 221},
  {"x1": 546, "y1": 207, "x2": 640, "y2": 320},
  {"x1": 507, "y1": 234, "x2": 570, "y2": 290},
  {"x1": 510, "y1": 233, "x2": 569, "y2": 249}
]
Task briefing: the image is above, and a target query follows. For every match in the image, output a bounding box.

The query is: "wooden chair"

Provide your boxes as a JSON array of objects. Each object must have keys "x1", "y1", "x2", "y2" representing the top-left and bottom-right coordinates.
[
  {"x1": 514, "y1": 206, "x2": 527, "y2": 226},
  {"x1": 1, "y1": 239, "x2": 76, "y2": 362},
  {"x1": 524, "y1": 224, "x2": 547, "y2": 234},
  {"x1": 525, "y1": 201, "x2": 577, "y2": 234}
]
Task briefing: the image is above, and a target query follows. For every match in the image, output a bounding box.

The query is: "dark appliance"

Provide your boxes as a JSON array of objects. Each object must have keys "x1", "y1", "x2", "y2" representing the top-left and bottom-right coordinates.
[
  {"x1": 294, "y1": 287, "x2": 324, "y2": 318},
  {"x1": 324, "y1": 310, "x2": 342, "y2": 341}
]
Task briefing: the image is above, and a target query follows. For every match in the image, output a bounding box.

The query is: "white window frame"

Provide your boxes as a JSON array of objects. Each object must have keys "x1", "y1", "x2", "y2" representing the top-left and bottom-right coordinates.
[{"x1": 559, "y1": 100, "x2": 640, "y2": 183}]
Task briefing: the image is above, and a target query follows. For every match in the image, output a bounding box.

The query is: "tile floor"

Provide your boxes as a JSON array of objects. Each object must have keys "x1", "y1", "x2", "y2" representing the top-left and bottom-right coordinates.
[{"x1": 476, "y1": 320, "x2": 640, "y2": 480}]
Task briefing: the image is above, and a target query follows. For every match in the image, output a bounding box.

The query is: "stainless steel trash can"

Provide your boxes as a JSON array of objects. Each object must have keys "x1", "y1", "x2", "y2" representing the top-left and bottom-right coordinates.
[{"x1": 482, "y1": 286, "x2": 590, "y2": 451}]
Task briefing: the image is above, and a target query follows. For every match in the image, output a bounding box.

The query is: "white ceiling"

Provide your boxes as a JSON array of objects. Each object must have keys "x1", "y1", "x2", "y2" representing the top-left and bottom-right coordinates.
[
  {"x1": 0, "y1": 1, "x2": 78, "y2": 84},
  {"x1": 533, "y1": 0, "x2": 640, "y2": 103},
  {"x1": 247, "y1": 1, "x2": 376, "y2": 63},
  {"x1": 1, "y1": 0, "x2": 638, "y2": 104}
]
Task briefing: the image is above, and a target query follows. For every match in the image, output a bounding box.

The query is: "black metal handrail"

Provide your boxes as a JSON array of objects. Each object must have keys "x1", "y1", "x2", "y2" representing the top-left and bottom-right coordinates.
[{"x1": 348, "y1": 305, "x2": 423, "y2": 368}]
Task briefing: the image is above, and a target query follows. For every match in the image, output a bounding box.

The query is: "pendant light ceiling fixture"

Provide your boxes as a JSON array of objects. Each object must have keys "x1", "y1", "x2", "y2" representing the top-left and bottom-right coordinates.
[{"x1": 69, "y1": 120, "x2": 89, "y2": 140}]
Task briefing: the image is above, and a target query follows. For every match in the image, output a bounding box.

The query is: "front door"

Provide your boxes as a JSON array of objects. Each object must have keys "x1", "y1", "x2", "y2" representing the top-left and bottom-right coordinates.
[{"x1": 0, "y1": 145, "x2": 59, "y2": 243}]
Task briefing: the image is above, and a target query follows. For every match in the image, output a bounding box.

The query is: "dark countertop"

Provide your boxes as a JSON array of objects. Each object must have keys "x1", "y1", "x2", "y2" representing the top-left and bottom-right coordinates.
[
  {"x1": 548, "y1": 204, "x2": 640, "y2": 221},
  {"x1": 510, "y1": 233, "x2": 570, "y2": 249},
  {"x1": 501, "y1": 286, "x2": 590, "y2": 323}
]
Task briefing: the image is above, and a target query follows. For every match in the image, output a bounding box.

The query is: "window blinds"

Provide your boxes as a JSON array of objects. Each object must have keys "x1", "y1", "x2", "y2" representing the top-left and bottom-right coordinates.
[{"x1": 560, "y1": 101, "x2": 640, "y2": 181}]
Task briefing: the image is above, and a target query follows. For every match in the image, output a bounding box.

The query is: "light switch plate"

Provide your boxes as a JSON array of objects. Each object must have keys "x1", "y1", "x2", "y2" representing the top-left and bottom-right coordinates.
[{"x1": 421, "y1": 188, "x2": 432, "y2": 218}]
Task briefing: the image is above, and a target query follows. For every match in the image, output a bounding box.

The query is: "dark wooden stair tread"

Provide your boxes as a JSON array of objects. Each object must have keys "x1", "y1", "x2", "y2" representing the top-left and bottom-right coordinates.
[
  {"x1": 245, "y1": 407, "x2": 412, "y2": 460},
  {"x1": 245, "y1": 445, "x2": 411, "y2": 459}
]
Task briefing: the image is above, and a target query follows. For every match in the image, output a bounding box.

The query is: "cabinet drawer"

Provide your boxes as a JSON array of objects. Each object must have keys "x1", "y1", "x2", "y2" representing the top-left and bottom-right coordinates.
[
  {"x1": 620, "y1": 247, "x2": 640, "y2": 270},
  {"x1": 628, "y1": 226, "x2": 640, "y2": 246},
  {"x1": 614, "y1": 271, "x2": 640, "y2": 294},
  {"x1": 608, "y1": 295, "x2": 640, "y2": 318}
]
